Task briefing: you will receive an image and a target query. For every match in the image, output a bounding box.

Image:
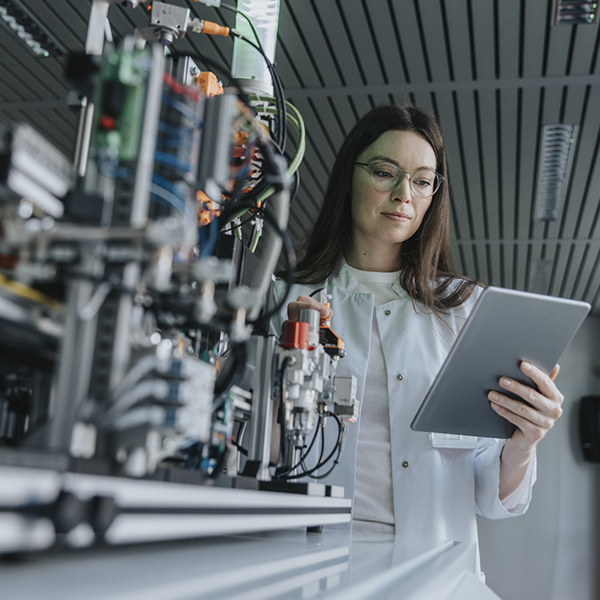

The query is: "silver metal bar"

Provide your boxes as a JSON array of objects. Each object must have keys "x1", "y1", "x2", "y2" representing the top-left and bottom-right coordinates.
[
  {"x1": 130, "y1": 42, "x2": 164, "y2": 228},
  {"x1": 48, "y1": 247, "x2": 105, "y2": 452},
  {"x1": 73, "y1": 98, "x2": 95, "y2": 178},
  {"x1": 245, "y1": 335, "x2": 277, "y2": 481}
]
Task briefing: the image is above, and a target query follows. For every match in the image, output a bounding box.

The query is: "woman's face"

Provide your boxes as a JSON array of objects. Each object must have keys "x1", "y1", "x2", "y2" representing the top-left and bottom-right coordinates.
[{"x1": 350, "y1": 129, "x2": 437, "y2": 254}]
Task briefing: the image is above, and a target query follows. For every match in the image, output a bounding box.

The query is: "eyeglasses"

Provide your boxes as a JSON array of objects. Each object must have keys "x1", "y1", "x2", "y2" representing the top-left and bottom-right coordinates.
[{"x1": 355, "y1": 161, "x2": 444, "y2": 198}]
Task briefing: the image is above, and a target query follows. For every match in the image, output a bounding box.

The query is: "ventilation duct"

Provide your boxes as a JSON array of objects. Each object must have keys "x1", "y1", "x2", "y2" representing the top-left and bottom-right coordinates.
[
  {"x1": 0, "y1": 0, "x2": 64, "y2": 57},
  {"x1": 535, "y1": 124, "x2": 578, "y2": 221},
  {"x1": 554, "y1": 1, "x2": 597, "y2": 25},
  {"x1": 231, "y1": 0, "x2": 280, "y2": 95},
  {"x1": 528, "y1": 259, "x2": 553, "y2": 295}
]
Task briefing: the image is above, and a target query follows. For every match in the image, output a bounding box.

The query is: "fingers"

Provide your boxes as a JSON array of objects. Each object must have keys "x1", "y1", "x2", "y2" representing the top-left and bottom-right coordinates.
[
  {"x1": 287, "y1": 295, "x2": 332, "y2": 321},
  {"x1": 488, "y1": 361, "x2": 565, "y2": 450},
  {"x1": 488, "y1": 390, "x2": 558, "y2": 434},
  {"x1": 518, "y1": 361, "x2": 563, "y2": 403}
]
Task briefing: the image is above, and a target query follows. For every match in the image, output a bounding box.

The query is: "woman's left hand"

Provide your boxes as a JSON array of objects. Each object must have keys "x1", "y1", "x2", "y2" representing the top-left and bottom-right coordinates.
[{"x1": 488, "y1": 362, "x2": 563, "y2": 452}]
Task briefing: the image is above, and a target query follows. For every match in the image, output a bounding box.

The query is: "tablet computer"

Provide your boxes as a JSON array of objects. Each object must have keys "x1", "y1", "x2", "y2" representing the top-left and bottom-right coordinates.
[{"x1": 410, "y1": 286, "x2": 590, "y2": 439}]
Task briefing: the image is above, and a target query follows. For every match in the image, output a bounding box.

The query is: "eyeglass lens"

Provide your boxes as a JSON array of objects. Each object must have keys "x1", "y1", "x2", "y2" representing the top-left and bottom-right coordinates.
[{"x1": 368, "y1": 162, "x2": 440, "y2": 197}]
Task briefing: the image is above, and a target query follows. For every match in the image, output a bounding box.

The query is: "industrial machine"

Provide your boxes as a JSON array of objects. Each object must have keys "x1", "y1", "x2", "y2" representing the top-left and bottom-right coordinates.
[{"x1": 0, "y1": 0, "x2": 357, "y2": 554}]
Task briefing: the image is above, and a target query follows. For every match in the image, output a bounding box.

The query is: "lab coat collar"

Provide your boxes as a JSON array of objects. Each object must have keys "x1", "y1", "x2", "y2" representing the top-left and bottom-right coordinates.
[{"x1": 332, "y1": 260, "x2": 407, "y2": 300}]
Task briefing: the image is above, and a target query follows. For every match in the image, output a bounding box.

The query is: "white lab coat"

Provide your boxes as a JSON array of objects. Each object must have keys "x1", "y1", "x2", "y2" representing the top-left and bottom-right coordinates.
[{"x1": 272, "y1": 262, "x2": 535, "y2": 551}]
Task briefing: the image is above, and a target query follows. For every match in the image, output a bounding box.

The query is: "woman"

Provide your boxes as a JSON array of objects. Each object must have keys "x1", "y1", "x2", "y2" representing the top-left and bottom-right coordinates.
[{"x1": 273, "y1": 104, "x2": 563, "y2": 552}]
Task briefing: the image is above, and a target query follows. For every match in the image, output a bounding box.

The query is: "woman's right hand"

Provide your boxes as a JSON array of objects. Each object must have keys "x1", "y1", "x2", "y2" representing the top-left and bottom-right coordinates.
[{"x1": 286, "y1": 294, "x2": 332, "y2": 322}]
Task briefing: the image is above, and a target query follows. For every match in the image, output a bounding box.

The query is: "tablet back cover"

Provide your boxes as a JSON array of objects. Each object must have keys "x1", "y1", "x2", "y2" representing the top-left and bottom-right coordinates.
[{"x1": 410, "y1": 287, "x2": 590, "y2": 438}]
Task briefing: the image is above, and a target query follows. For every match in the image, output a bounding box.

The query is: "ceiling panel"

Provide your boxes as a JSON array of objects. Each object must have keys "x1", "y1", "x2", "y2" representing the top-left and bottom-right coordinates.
[{"x1": 0, "y1": 0, "x2": 599, "y2": 313}]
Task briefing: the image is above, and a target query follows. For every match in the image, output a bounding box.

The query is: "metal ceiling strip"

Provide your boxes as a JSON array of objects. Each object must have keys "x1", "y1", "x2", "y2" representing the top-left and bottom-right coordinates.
[
  {"x1": 469, "y1": 0, "x2": 497, "y2": 83},
  {"x1": 475, "y1": 88, "x2": 503, "y2": 283},
  {"x1": 325, "y1": 96, "x2": 358, "y2": 141},
  {"x1": 25, "y1": 1, "x2": 86, "y2": 50},
  {"x1": 365, "y1": 0, "x2": 408, "y2": 86},
  {"x1": 516, "y1": 87, "x2": 544, "y2": 241},
  {"x1": 590, "y1": 19, "x2": 600, "y2": 74},
  {"x1": 0, "y1": 35, "x2": 70, "y2": 98},
  {"x1": 103, "y1": 2, "x2": 141, "y2": 41},
  {"x1": 324, "y1": 97, "x2": 350, "y2": 140},
  {"x1": 409, "y1": 90, "x2": 435, "y2": 114},
  {"x1": 278, "y1": 0, "x2": 323, "y2": 88},
  {"x1": 453, "y1": 89, "x2": 486, "y2": 240},
  {"x1": 455, "y1": 243, "x2": 469, "y2": 278},
  {"x1": 305, "y1": 97, "x2": 345, "y2": 156},
  {"x1": 64, "y1": 0, "x2": 92, "y2": 23},
  {"x1": 282, "y1": 73, "x2": 600, "y2": 99},
  {"x1": 560, "y1": 243, "x2": 590, "y2": 299},
  {"x1": 545, "y1": 22, "x2": 576, "y2": 78},
  {"x1": 570, "y1": 15, "x2": 599, "y2": 75},
  {"x1": 272, "y1": 35, "x2": 304, "y2": 88},
  {"x1": 307, "y1": 0, "x2": 346, "y2": 87},
  {"x1": 473, "y1": 90, "x2": 494, "y2": 284},
  {"x1": 416, "y1": 0, "x2": 450, "y2": 83},
  {"x1": 556, "y1": 86, "x2": 600, "y2": 241},
  {"x1": 540, "y1": 0, "x2": 555, "y2": 78},
  {"x1": 386, "y1": 0, "x2": 430, "y2": 84},
  {"x1": 437, "y1": 0, "x2": 456, "y2": 81},
  {"x1": 440, "y1": 0, "x2": 474, "y2": 82},
  {"x1": 358, "y1": 0, "x2": 390, "y2": 85},
  {"x1": 287, "y1": 97, "x2": 334, "y2": 179},
  {"x1": 409, "y1": 0, "x2": 434, "y2": 82},
  {"x1": 287, "y1": 193, "x2": 314, "y2": 236},
  {"x1": 571, "y1": 244, "x2": 597, "y2": 300},
  {"x1": 549, "y1": 241, "x2": 573, "y2": 297},
  {"x1": 294, "y1": 164, "x2": 327, "y2": 212},
  {"x1": 464, "y1": 0, "x2": 477, "y2": 80},
  {"x1": 494, "y1": 89, "x2": 504, "y2": 241},
  {"x1": 433, "y1": 90, "x2": 470, "y2": 242},
  {"x1": 286, "y1": 0, "x2": 342, "y2": 87},
  {"x1": 334, "y1": 0, "x2": 380, "y2": 86},
  {"x1": 564, "y1": 25, "x2": 579, "y2": 76},
  {"x1": 310, "y1": 0, "x2": 363, "y2": 88},
  {"x1": 580, "y1": 245, "x2": 600, "y2": 307}
]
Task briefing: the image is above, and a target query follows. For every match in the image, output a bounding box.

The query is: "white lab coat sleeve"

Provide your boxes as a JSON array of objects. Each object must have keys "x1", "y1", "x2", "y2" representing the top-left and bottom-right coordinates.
[{"x1": 474, "y1": 438, "x2": 537, "y2": 519}]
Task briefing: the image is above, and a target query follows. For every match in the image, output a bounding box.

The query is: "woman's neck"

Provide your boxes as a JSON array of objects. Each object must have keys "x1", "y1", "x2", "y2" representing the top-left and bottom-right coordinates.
[{"x1": 345, "y1": 239, "x2": 402, "y2": 272}]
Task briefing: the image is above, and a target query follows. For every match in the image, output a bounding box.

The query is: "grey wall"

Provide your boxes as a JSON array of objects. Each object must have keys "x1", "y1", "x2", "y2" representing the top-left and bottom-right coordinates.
[{"x1": 478, "y1": 316, "x2": 600, "y2": 600}]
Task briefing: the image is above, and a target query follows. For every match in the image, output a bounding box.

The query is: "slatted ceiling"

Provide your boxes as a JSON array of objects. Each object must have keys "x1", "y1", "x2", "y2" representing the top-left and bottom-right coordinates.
[
  {"x1": 563, "y1": 102, "x2": 600, "y2": 239},
  {"x1": 278, "y1": 5, "x2": 320, "y2": 88},
  {"x1": 587, "y1": 252, "x2": 600, "y2": 300},
  {"x1": 560, "y1": 244, "x2": 584, "y2": 299},
  {"x1": 363, "y1": 2, "x2": 401, "y2": 85},
  {"x1": 546, "y1": 27, "x2": 572, "y2": 77},
  {"x1": 1, "y1": 1, "x2": 600, "y2": 313}
]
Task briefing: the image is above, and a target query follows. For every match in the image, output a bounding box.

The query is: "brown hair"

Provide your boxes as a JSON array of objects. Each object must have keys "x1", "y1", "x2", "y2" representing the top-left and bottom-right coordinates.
[{"x1": 294, "y1": 103, "x2": 477, "y2": 314}]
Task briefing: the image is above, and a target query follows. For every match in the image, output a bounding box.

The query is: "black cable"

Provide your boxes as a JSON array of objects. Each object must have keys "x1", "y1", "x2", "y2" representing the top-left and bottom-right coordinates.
[
  {"x1": 277, "y1": 356, "x2": 291, "y2": 466},
  {"x1": 274, "y1": 414, "x2": 322, "y2": 478},
  {"x1": 214, "y1": 342, "x2": 246, "y2": 397},
  {"x1": 277, "y1": 412, "x2": 343, "y2": 481},
  {"x1": 220, "y1": 3, "x2": 287, "y2": 149},
  {"x1": 306, "y1": 444, "x2": 343, "y2": 480},
  {"x1": 298, "y1": 413, "x2": 342, "y2": 477},
  {"x1": 309, "y1": 288, "x2": 325, "y2": 299},
  {"x1": 167, "y1": 51, "x2": 253, "y2": 108},
  {"x1": 250, "y1": 208, "x2": 295, "y2": 324},
  {"x1": 215, "y1": 197, "x2": 295, "y2": 324}
]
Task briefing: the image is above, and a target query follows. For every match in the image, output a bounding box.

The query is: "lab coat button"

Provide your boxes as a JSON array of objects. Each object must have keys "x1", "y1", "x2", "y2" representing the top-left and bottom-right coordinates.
[
  {"x1": 384, "y1": 310, "x2": 391, "y2": 316},
  {"x1": 402, "y1": 461, "x2": 409, "y2": 468},
  {"x1": 396, "y1": 373, "x2": 404, "y2": 381}
]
